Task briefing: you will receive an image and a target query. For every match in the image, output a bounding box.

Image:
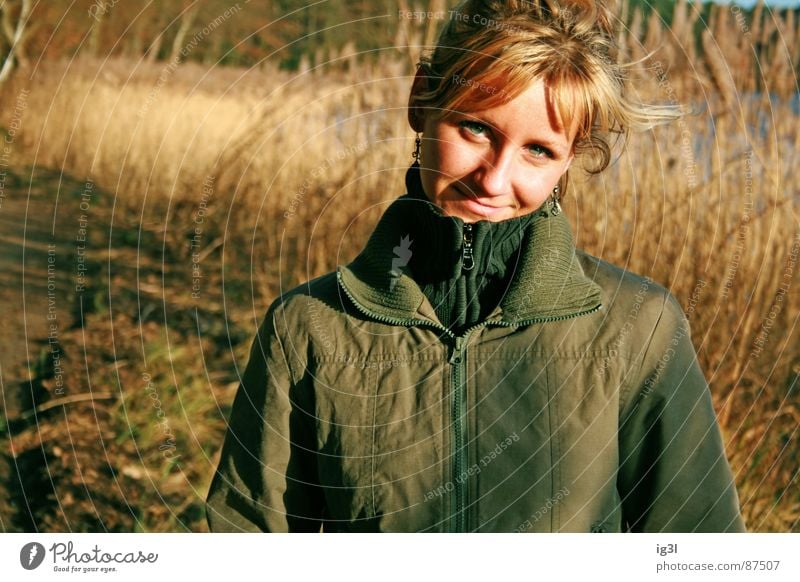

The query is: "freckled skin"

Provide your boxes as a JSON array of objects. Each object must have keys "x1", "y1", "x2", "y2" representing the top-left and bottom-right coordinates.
[{"x1": 410, "y1": 79, "x2": 576, "y2": 223}]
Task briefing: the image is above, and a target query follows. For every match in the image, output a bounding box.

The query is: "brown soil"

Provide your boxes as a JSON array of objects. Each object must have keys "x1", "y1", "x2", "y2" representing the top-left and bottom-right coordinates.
[{"x1": 0, "y1": 168, "x2": 89, "y2": 531}]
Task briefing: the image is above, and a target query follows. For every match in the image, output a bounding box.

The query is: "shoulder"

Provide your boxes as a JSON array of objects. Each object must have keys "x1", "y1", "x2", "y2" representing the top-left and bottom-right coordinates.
[
  {"x1": 263, "y1": 271, "x2": 343, "y2": 324},
  {"x1": 575, "y1": 252, "x2": 704, "y2": 412},
  {"x1": 575, "y1": 249, "x2": 691, "y2": 367},
  {"x1": 576, "y1": 249, "x2": 686, "y2": 328},
  {"x1": 252, "y1": 271, "x2": 345, "y2": 373}
]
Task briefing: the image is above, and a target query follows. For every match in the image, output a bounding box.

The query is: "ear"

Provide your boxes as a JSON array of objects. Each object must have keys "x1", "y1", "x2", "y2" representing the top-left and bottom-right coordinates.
[
  {"x1": 563, "y1": 152, "x2": 574, "y2": 173},
  {"x1": 408, "y1": 65, "x2": 430, "y2": 133}
]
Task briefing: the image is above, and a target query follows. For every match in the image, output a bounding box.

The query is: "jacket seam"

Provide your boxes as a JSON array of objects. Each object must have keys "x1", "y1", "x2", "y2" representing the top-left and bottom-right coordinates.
[
  {"x1": 370, "y1": 368, "x2": 378, "y2": 518},
  {"x1": 271, "y1": 303, "x2": 326, "y2": 531},
  {"x1": 440, "y1": 361, "x2": 448, "y2": 532},
  {"x1": 272, "y1": 304, "x2": 299, "y2": 385},
  {"x1": 312, "y1": 354, "x2": 443, "y2": 363},
  {"x1": 547, "y1": 363, "x2": 559, "y2": 531},
  {"x1": 618, "y1": 288, "x2": 670, "y2": 421},
  {"x1": 472, "y1": 350, "x2": 630, "y2": 360}
]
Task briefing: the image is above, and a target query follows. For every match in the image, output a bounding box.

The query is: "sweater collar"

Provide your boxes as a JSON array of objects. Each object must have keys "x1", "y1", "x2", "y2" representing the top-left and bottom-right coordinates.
[
  {"x1": 337, "y1": 166, "x2": 603, "y2": 326},
  {"x1": 402, "y1": 165, "x2": 536, "y2": 284}
]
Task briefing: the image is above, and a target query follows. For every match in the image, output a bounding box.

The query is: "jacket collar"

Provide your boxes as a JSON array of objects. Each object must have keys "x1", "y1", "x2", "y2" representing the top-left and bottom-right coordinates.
[{"x1": 337, "y1": 178, "x2": 603, "y2": 327}]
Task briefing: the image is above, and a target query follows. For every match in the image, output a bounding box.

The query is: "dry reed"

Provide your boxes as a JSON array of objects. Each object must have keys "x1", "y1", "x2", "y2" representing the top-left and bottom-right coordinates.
[{"x1": 1, "y1": 0, "x2": 798, "y2": 531}]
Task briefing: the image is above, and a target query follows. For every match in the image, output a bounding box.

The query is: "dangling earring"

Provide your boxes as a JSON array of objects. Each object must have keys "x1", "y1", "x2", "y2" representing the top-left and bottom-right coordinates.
[
  {"x1": 550, "y1": 185, "x2": 562, "y2": 215},
  {"x1": 412, "y1": 133, "x2": 421, "y2": 165}
]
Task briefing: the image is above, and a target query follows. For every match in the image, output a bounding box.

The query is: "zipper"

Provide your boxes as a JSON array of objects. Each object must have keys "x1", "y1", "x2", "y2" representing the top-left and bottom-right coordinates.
[
  {"x1": 335, "y1": 269, "x2": 602, "y2": 531},
  {"x1": 336, "y1": 270, "x2": 455, "y2": 337},
  {"x1": 448, "y1": 337, "x2": 465, "y2": 532},
  {"x1": 462, "y1": 224, "x2": 475, "y2": 271},
  {"x1": 448, "y1": 332, "x2": 471, "y2": 533},
  {"x1": 337, "y1": 269, "x2": 602, "y2": 332},
  {"x1": 485, "y1": 303, "x2": 602, "y2": 327}
]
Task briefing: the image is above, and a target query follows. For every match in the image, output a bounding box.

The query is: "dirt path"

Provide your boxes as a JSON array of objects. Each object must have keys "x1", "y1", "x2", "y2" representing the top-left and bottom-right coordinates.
[{"x1": 0, "y1": 168, "x2": 86, "y2": 531}]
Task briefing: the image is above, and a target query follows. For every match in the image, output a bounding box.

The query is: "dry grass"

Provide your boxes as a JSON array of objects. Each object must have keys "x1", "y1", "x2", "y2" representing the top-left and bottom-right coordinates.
[{"x1": 1, "y1": 0, "x2": 798, "y2": 531}]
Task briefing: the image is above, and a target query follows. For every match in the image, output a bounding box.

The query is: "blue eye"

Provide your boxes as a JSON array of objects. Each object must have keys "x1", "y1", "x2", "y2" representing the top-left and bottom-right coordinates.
[
  {"x1": 528, "y1": 144, "x2": 553, "y2": 158},
  {"x1": 460, "y1": 120, "x2": 487, "y2": 136}
]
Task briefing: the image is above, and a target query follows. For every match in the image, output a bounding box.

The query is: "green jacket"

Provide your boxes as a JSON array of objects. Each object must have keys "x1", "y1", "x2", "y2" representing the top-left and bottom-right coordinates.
[{"x1": 206, "y1": 194, "x2": 746, "y2": 533}]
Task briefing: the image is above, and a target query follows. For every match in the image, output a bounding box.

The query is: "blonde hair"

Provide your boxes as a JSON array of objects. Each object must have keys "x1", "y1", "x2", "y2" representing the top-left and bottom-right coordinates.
[{"x1": 411, "y1": 0, "x2": 681, "y2": 188}]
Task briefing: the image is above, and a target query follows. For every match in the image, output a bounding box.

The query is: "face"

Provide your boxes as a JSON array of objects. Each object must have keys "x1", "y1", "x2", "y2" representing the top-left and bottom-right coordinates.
[{"x1": 411, "y1": 78, "x2": 576, "y2": 223}]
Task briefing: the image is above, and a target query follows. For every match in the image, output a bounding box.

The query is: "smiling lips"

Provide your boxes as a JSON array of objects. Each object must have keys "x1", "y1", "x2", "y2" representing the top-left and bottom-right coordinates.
[{"x1": 455, "y1": 185, "x2": 508, "y2": 217}]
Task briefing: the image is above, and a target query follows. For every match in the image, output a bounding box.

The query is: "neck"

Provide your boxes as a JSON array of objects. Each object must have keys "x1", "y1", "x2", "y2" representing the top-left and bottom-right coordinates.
[
  {"x1": 336, "y1": 165, "x2": 603, "y2": 328},
  {"x1": 402, "y1": 164, "x2": 544, "y2": 331}
]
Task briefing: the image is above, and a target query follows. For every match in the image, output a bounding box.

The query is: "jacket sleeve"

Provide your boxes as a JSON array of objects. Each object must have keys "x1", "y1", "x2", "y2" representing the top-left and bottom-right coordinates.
[
  {"x1": 205, "y1": 303, "x2": 325, "y2": 532},
  {"x1": 617, "y1": 290, "x2": 746, "y2": 532}
]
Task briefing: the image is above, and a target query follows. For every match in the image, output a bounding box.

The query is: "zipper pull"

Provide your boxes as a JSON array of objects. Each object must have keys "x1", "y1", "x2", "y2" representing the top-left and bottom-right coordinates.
[
  {"x1": 449, "y1": 336, "x2": 465, "y2": 364},
  {"x1": 462, "y1": 223, "x2": 475, "y2": 271}
]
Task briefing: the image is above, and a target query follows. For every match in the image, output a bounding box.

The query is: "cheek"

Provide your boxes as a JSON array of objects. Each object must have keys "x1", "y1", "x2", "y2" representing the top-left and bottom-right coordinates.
[
  {"x1": 518, "y1": 187, "x2": 550, "y2": 210},
  {"x1": 423, "y1": 124, "x2": 477, "y2": 177},
  {"x1": 517, "y1": 168, "x2": 564, "y2": 208},
  {"x1": 433, "y1": 140, "x2": 481, "y2": 178}
]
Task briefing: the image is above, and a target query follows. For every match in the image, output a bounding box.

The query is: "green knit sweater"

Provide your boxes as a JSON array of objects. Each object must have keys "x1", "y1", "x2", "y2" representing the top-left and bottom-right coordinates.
[{"x1": 402, "y1": 164, "x2": 537, "y2": 333}]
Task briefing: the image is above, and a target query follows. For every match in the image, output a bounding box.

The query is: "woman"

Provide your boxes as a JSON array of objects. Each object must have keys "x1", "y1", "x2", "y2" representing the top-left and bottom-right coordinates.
[{"x1": 206, "y1": 0, "x2": 745, "y2": 532}]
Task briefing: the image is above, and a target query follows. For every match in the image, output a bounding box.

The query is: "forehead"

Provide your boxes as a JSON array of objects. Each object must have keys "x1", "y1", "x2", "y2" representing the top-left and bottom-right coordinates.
[
  {"x1": 443, "y1": 69, "x2": 584, "y2": 140},
  {"x1": 450, "y1": 77, "x2": 579, "y2": 148}
]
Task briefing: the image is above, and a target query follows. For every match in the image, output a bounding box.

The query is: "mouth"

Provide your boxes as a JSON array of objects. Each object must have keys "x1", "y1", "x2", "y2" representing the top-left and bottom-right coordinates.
[{"x1": 454, "y1": 185, "x2": 508, "y2": 217}]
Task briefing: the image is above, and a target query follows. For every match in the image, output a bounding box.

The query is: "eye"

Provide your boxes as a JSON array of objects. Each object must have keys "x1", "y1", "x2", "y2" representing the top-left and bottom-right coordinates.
[
  {"x1": 459, "y1": 120, "x2": 488, "y2": 137},
  {"x1": 527, "y1": 143, "x2": 554, "y2": 159}
]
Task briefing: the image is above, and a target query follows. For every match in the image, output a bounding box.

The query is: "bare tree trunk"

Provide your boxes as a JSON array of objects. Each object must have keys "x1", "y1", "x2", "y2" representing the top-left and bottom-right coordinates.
[
  {"x1": 87, "y1": 0, "x2": 107, "y2": 56},
  {"x1": 169, "y1": 2, "x2": 199, "y2": 63},
  {"x1": 125, "y1": 15, "x2": 143, "y2": 57},
  {"x1": 145, "y1": 30, "x2": 165, "y2": 63},
  {"x1": 396, "y1": 0, "x2": 419, "y2": 69},
  {"x1": 144, "y1": 7, "x2": 172, "y2": 63},
  {"x1": 0, "y1": 0, "x2": 32, "y2": 85}
]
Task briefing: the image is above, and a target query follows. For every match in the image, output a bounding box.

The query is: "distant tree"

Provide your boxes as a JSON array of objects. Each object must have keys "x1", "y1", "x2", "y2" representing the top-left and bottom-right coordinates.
[
  {"x1": 0, "y1": 0, "x2": 32, "y2": 84},
  {"x1": 169, "y1": 1, "x2": 200, "y2": 63}
]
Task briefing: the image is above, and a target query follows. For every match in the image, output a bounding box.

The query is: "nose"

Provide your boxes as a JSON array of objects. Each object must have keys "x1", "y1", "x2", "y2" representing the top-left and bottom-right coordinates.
[{"x1": 471, "y1": 147, "x2": 514, "y2": 198}]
